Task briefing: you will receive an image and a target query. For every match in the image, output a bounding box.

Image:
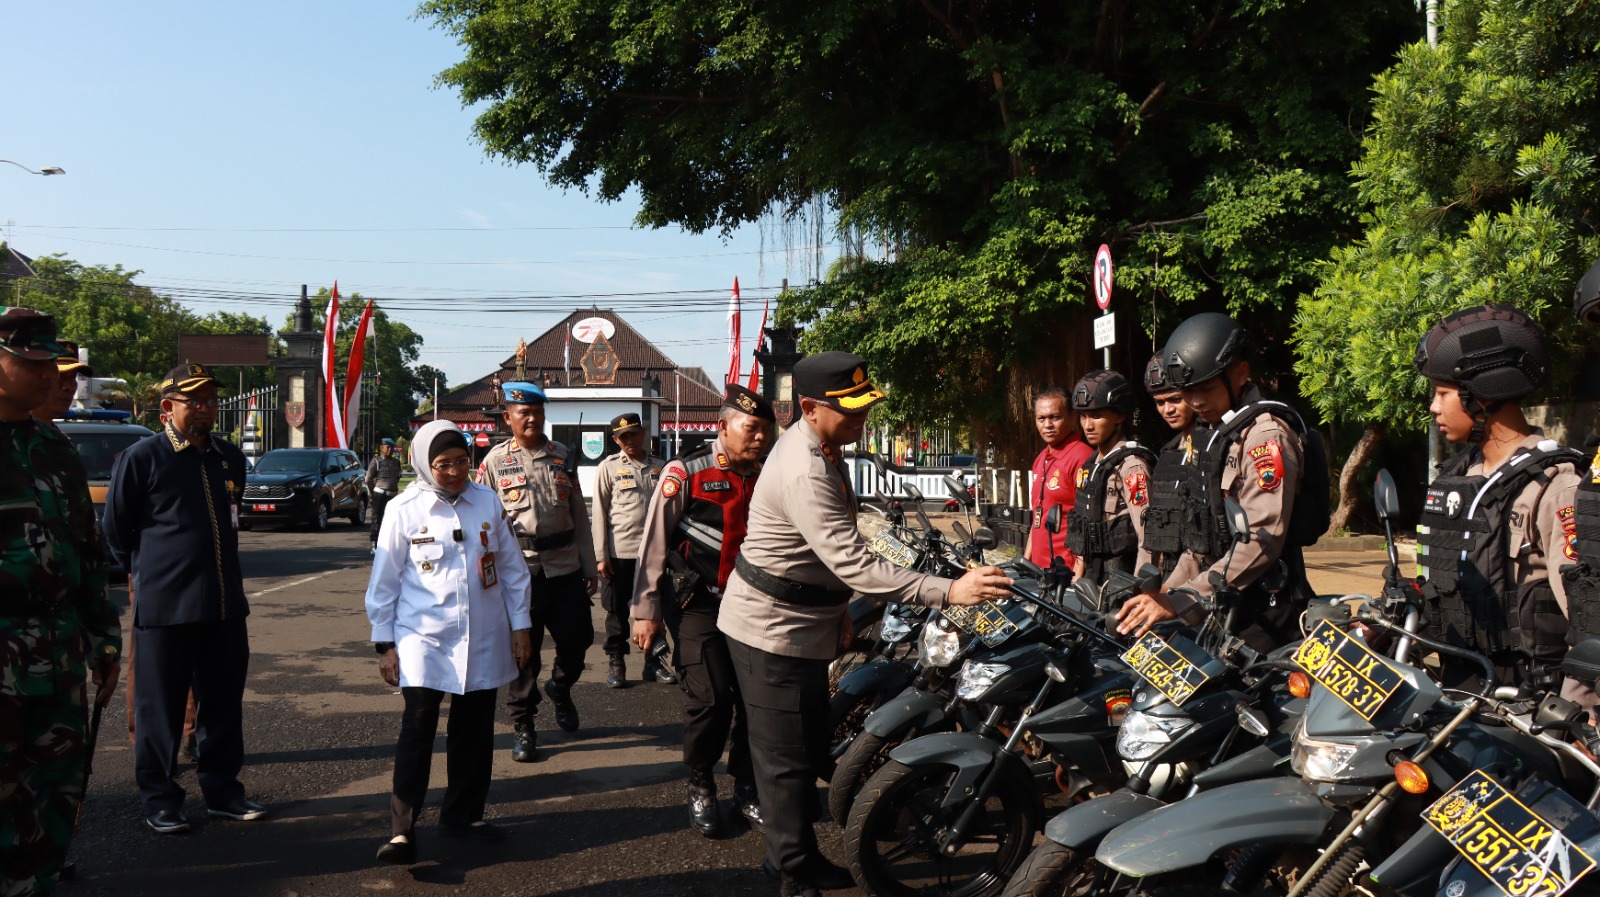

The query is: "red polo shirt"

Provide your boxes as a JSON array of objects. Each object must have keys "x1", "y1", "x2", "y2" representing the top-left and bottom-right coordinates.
[{"x1": 1027, "y1": 434, "x2": 1093, "y2": 567}]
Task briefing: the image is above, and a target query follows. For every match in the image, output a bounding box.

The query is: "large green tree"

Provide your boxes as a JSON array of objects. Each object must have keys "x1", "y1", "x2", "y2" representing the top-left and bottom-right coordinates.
[
  {"x1": 423, "y1": 0, "x2": 1417, "y2": 462},
  {"x1": 1293, "y1": 0, "x2": 1600, "y2": 529}
]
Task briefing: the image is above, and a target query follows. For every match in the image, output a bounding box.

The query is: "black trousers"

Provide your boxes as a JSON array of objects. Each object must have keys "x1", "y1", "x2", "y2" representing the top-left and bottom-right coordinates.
[
  {"x1": 600, "y1": 556, "x2": 636, "y2": 658},
  {"x1": 727, "y1": 637, "x2": 830, "y2": 875},
  {"x1": 390, "y1": 686, "x2": 498, "y2": 836},
  {"x1": 665, "y1": 600, "x2": 752, "y2": 781},
  {"x1": 370, "y1": 491, "x2": 394, "y2": 543},
  {"x1": 133, "y1": 616, "x2": 250, "y2": 812},
  {"x1": 505, "y1": 569, "x2": 594, "y2": 720}
]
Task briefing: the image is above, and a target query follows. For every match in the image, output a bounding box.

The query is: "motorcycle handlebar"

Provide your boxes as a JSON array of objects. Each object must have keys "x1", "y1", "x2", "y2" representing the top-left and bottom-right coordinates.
[{"x1": 1358, "y1": 613, "x2": 1496, "y2": 694}]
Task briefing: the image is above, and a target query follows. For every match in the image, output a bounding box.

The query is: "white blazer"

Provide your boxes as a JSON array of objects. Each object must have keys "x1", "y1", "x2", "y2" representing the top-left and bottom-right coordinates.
[{"x1": 365, "y1": 482, "x2": 533, "y2": 694}]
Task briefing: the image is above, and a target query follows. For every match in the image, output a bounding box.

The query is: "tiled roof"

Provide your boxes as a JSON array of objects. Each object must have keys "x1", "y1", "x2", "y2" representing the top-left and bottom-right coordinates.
[{"x1": 0, "y1": 244, "x2": 37, "y2": 281}]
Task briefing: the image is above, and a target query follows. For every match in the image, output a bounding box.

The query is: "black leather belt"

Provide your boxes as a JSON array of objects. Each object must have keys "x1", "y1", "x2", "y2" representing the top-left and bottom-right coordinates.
[
  {"x1": 518, "y1": 529, "x2": 575, "y2": 552},
  {"x1": 734, "y1": 554, "x2": 851, "y2": 607}
]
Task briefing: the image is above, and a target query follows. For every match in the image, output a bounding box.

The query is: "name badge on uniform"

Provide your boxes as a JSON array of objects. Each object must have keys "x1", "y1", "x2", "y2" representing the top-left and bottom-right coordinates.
[
  {"x1": 617, "y1": 478, "x2": 637, "y2": 490},
  {"x1": 702, "y1": 481, "x2": 731, "y2": 492},
  {"x1": 479, "y1": 529, "x2": 499, "y2": 587}
]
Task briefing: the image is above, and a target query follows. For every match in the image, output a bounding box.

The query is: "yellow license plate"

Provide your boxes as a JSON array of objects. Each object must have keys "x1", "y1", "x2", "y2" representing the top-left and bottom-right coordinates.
[
  {"x1": 1120, "y1": 633, "x2": 1212, "y2": 705},
  {"x1": 867, "y1": 531, "x2": 919, "y2": 569},
  {"x1": 1425, "y1": 770, "x2": 1597, "y2": 897},
  {"x1": 942, "y1": 601, "x2": 1019, "y2": 648},
  {"x1": 1293, "y1": 619, "x2": 1404, "y2": 720}
]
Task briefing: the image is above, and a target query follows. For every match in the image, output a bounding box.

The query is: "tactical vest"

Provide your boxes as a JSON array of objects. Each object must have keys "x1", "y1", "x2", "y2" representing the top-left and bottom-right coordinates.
[
  {"x1": 1417, "y1": 442, "x2": 1582, "y2": 667},
  {"x1": 1065, "y1": 443, "x2": 1158, "y2": 572},
  {"x1": 1185, "y1": 401, "x2": 1327, "y2": 560},
  {"x1": 675, "y1": 446, "x2": 758, "y2": 595},
  {"x1": 1142, "y1": 431, "x2": 1198, "y2": 574},
  {"x1": 1564, "y1": 453, "x2": 1600, "y2": 647}
]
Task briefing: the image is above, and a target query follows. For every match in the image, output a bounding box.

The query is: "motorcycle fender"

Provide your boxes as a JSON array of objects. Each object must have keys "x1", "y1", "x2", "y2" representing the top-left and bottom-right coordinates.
[
  {"x1": 887, "y1": 731, "x2": 1036, "y2": 812},
  {"x1": 850, "y1": 594, "x2": 889, "y2": 627},
  {"x1": 1043, "y1": 789, "x2": 1167, "y2": 851},
  {"x1": 1369, "y1": 824, "x2": 1458, "y2": 897},
  {"x1": 1189, "y1": 739, "x2": 1292, "y2": 790},
  {"x1": 863, "y1": 687, "x2": 948, "y2": 737},
  {"x1": 1097, "y1": 777, "x2": 1334, "y2": 877},
  {"x1": 836, "y1": 657, "x2": 916, "y2": 699}
]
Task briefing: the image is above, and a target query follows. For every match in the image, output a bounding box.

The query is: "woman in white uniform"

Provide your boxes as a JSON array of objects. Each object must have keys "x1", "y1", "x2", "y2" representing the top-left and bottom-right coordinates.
[{"x1": 365, "y1": 420, "x2": 534, "y2": 865}]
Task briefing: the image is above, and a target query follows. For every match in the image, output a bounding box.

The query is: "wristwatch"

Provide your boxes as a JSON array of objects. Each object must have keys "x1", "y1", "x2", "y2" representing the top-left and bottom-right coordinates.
[
  {"x1": 99, "y1": 644, "x2": 120, "y2": 662},
  {"x1": 374, "y1": 642, "x2": 396, "y2": 655}
]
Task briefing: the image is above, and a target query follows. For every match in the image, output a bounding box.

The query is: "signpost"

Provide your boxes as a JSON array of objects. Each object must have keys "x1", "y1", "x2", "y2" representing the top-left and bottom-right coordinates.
[
  {"x1": 474, "y1": 432, "x2": 490, "y2": 448},
  {"x1": 1093, "y1": 244, "x2": 1115, "y2": 367}
]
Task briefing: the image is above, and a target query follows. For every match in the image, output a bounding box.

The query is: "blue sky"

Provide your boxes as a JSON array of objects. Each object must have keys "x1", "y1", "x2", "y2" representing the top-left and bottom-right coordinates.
[{"x1": 2, "y1": 2, "x2": 834, "y2": 388}]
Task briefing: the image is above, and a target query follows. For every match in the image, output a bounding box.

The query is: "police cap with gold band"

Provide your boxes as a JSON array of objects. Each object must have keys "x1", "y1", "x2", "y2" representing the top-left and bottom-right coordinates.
[
  {"x1": 794, "y1": 350, "x2": 887, "y2": 413},
  {"x1": 723, "y1": 382, "x2": 776, "y2": 421},
  {"x1": 54, "y1": 339, "x2": 90, "y2": 375},
  {"x1": 0, "y1": 306, "x2": 68, "y2": 362},
  {"x1": 611, "y1": 412, "x2": 643, "y2": 433},
  {"x1": 159, "y1": 362, "x2": 219, "y2": 395},
  {"x1": 501, "y1": 381, "x2": 547, "y2": 405}
]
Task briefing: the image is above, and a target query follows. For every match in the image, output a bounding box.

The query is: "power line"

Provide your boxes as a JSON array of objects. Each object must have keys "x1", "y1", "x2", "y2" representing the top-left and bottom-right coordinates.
[{"x1": 13, "y1": 223, "x2": 640, "y2": 233}]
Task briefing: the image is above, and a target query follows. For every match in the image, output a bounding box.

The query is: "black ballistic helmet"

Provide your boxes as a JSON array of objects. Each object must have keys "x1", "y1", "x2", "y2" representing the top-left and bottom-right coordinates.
[
  {"x1": 1163, "y1": 312, "x2": 1248, "y2": 388},
  {"x1": 1071, "y1": 369, "x2": 1137, "y2": 416},
  {"x1": 1575, "y1": 258, "x2": 1600, "y2": 325},
  {"x1": 1144, "y1": 350, "x2": 1177, "y2": 394},
  {"x1": 1413, "y1": 304, "x2": 1549, "y2": 402}
]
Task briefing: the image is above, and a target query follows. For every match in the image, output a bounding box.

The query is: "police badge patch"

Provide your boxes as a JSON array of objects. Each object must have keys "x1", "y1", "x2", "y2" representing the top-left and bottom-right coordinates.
[
  {"x1": 1249, "y1": 442, "x2": 1283, "y2": 492},
  {"x1": 1562, "y1": 505, "x2": 1578, "y2": 561},
  {"x1": 662, "y1": 477, "x2": 681, "y2": 497},
  {"x1": 1126, "y1": 472, "x2": 1149, "y2": 506}
]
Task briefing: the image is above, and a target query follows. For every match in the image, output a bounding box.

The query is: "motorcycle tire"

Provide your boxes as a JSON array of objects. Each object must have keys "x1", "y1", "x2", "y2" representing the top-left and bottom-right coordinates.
[
  {"x1": 830, "y1": 727, "x2": 909, "y2": 826},
  {"x1": 828, "y1": 619, "x2": 883, "y2": 695},
  {"x1": 998, "y1": 840, "x2": 1097, "y2": 897},
  {"x1": 824, "y1": 688, "x2": 881, "y2": 782},
  {"x1": 846, "y1": 759, "x2": 1039, "y2": 897}
]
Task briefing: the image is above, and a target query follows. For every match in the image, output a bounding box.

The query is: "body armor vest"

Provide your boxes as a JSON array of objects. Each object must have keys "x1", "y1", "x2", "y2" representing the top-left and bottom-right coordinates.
[
  {"x1": 1185, "y1": 401, "x2": 1324, "y2": 560},
  {"x1": 1417, "y1": 443, "x2": 1582, "y2": 668},
  {"x1": 1560, "y1": 453, "x2": 1600, "y2": 647},
  {"x1": 1142, "y1": 431, "x2": 1198, "y2": 575},
  {"x1": 675, "y1": 447, "x2": 757, "y2": 595},
  {"x1": 1066, "y1": 443, "x2": 1157, "y2": 583}
]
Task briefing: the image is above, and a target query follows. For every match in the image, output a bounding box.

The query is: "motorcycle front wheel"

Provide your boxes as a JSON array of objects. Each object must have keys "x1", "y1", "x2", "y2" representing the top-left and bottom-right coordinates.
[
  {"x1": 845, "y1": 759, "x2": 1039, "y2": 897},
  {"x1": 997, "y1": 840, "x2": 1101, "y2": 897}
]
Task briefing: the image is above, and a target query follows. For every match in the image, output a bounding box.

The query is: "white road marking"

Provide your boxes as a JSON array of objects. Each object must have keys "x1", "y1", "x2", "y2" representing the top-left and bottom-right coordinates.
[{"x1": 251, "y1": 568, "x2": 351, "y2": 598}]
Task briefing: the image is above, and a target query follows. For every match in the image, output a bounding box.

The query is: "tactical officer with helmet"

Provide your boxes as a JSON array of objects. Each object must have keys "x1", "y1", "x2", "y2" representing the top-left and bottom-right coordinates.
[
  {"x1": 1064, "y1": 369, "x2": 1155, "y2": 585},
  {"x1": 366, "y1": 438, "x2": 403, "y2": 552},
  {"x1": 1565, "y1": 259, "x2": 1600, "y2": 711},
  {"x1": 1413, "y1": 305, "x2": 1581, "y2": 688},
  {"x1": 1116, "y1": 312, "x2": 1329, "y2": 653},
  {"x1": 478, "y1": 381, "x2": 599, "y2": 761},
  {"x1": 1141, "y1": 350, "x2": 1202, "y2": 577},
  {"x1": 632, "y1": 385, "x2": 774, "y2": 838}
]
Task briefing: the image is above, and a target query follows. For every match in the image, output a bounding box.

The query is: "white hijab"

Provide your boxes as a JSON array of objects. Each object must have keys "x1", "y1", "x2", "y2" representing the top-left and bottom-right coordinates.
[{"x1": 409, "y1": 419, "x2": 470, "y2": 502}]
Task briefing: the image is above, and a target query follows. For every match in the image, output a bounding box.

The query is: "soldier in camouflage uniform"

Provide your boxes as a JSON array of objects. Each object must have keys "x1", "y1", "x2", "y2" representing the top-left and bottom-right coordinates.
[{"x1": 0, "y1": 308, "x2": 121, "y2": 897}]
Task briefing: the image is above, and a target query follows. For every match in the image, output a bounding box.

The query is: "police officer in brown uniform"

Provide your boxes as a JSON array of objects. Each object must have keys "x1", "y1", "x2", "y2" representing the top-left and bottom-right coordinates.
[
  {"x1": 633, "y1": 385, "x2": 774, "y2": 838},
  {"x1": 1117, "y1": 313, "x2": 1327, "y2": 653},
  {"x1": 477, "y1": 381, "x2": 598, "y2": 761},
  {"x1": 1140, "y1": 350, "x2": 1201, "y2": 577},
  {"x1": 717, "y1": 351, "x2": 1013, "y2": 897},
  {"x1": 591, "y1": 412, "x2": 670, "y2": 688},
  {"x1": 1064, "y1": 369, "x2": 1156, "y2": 585}
]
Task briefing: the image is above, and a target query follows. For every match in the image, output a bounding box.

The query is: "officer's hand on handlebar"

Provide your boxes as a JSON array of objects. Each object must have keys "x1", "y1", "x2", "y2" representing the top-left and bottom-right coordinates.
[
  {"x1": 1116, "y1": 592, "x2": 1178, "y2": 637},
  {"x1": 947, "y1": 566, "x2": 1013, "y2": 606}
]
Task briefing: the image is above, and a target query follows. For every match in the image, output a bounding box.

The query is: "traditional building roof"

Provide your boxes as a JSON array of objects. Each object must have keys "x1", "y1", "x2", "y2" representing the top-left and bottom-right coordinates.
[{"x1": 0, "y1": 243, "x2": 38, "y2": 282}]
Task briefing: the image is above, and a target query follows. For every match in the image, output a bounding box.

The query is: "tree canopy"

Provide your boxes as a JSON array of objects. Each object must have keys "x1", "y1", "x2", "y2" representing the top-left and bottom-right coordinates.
[{"x1": 423, "y1": 0, "x2": 1417, "y2": 461}]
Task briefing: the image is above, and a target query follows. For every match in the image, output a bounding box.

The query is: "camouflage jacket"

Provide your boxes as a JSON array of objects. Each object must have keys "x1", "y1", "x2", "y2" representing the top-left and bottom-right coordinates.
[{"x1": 0, "y1": 418, "x2": 120, "y2": 698}]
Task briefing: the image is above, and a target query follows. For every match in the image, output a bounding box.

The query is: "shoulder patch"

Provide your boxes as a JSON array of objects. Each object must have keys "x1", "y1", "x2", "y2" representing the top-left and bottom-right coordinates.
[
  {"x1": 662, "y1": 477, "x2": 681, "y2": 498},
  {"x1": 1561, "y1": 504, "x2": 1578, "y2": 560},
  {"x1": 1249, "y1": 441, "x2": 1284, "y2": 492},
  {"x1": 1126, "y1": 472, "x2": 1148, "y2": 507},
  {"x1": 1074, "y1": 466, "x2": 1091, "y2": 489}
]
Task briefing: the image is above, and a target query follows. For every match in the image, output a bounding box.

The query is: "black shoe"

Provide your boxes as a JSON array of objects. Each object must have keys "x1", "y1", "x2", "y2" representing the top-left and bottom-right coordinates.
[
  {"x1": 206, "y1": 797, "x2": 269, "y2": 821},
  {"x1": 376, "y1": 834, "x2": 416, "y2": 865},
  {"x1": 606, "y1": 657, "x2": 628, "y2": 689},
  {"x1": 687, "y1": 783, "x2": 722, "y2": 838},
  {"x1": 734, "y1": 782, "x2": 765, "y2": 833},
  {"x1": 642, "y1": 657, "x2": 678, "y2": 685},
  {"x1": 543, "y1": 680, "x2": 580, "y2": 732},
  {"x1": 441, "y1": 820, "x2": 508, "y2": 842},
  {"x1": 144, "y1": 808, "x2": 190, "y2": 834},
  {"x1": 764, "y1": 857, "x2": 852, "y2": 891},
  {"x1": 511, "y1": 720, "x2": 539, "y2": 763},
  {"x1": 780, "y1": 880, "x2": 822, "y2": 897},
  {"x1": 181, "y1": 734, "x2": 199, "y2": 762}
]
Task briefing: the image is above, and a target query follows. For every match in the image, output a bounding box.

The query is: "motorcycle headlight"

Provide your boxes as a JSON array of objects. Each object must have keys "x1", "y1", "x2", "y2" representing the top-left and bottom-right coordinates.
[
  {"x1": 880, "y1": 607, "x2": 915, "y2": 644},
  {"x1": 1290, "y1": 730, "x2": 1362, "y2": 782},
  {"x1": 920, "y1": 618, "x2": 965, "y2": 668},
  {"x1": 956, "y1": 661, "x2": 1010, "y2": 701},
  {"x1": 1116, "y1": 709, "x2": 1197, "y2": 761}
]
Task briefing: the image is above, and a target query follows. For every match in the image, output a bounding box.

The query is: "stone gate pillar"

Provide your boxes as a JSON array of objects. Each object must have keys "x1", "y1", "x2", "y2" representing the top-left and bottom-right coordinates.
[{"x1": 273, "y1": 286, "x2": 325, "y2": 449}]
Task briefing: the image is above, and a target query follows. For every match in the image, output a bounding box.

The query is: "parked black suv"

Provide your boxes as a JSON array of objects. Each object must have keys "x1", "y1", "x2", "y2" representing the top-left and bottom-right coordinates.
[{"x1": 241, "y1": 448, "x2": 368, "y2": 531}]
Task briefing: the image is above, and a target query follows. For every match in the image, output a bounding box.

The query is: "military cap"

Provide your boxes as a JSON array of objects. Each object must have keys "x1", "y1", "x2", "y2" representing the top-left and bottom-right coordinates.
[
  {"x1": 159, "y1": 362, "x2": 219, "y2": 395},
  {"x1": 794, "y1": 351, "x2": 886, "y2": 413},
  {"x1": 381, "y1": 437, "x2": 397, "y2": 446},
  {"x1": 55, "y1": 339, "x2": 90, "y2": 375},
  {"x1": 611, "y1": 412, "x2": 644, "y2": 433},
  {"x1": 501, "y1": 381, "x2": 546, "y2": 405},
  {"x1": 0, "y1": 307, "x2": 67, "y2": 361},
  {"x1": 723, "y1": 383, "x2": 776, "y2": 421}
]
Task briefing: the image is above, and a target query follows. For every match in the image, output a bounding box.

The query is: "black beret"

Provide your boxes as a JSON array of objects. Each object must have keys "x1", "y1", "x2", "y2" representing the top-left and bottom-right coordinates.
[{"x1": 723, "y1": 383, "x2": 776, "y2": 421}]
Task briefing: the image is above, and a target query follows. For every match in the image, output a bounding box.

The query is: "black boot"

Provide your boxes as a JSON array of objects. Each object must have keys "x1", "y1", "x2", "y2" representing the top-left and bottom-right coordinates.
[
  {"x1": 687, "y1": 774, "x2": 722, "y2": 838},
  {"x1": 511, "y1": 719, "x2": 539, "y2": 763},
  {"x1": 641, "y1": 654, "x2": 678, "y2": 685},
  {"x1": 734, "y1": 781, "x2": 765, "y2": 834},
  {"x1": 606, "y1": 656, "x2": 627, "y2": 689},
  {"x1": 543, "y1": 680, "x2": 580, "y2": 732}
]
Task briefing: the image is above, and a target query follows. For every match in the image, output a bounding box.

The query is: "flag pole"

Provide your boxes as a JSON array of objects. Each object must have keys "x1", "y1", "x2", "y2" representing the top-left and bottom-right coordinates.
[
  {"x1": 433, "y1": 377, "x2": 438, "y2": 421},
  {"x1": 674, "y1": 370, "x2": 681, "y2": 457}
]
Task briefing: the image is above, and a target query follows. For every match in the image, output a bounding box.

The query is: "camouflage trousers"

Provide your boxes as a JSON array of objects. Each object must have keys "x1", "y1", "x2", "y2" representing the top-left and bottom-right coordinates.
[{"x1": 0, "y1": 685, "x2": 86, "y2": 897}]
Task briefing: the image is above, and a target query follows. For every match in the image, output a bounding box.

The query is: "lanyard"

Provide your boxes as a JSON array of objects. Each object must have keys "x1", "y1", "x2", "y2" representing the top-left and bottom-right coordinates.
[{"x1": 1036, "y1": 450, "x2": 1067, "y2": 510}]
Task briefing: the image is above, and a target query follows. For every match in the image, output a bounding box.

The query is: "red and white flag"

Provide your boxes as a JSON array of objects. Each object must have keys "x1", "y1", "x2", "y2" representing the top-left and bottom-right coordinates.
[
  {"x1": 746, "y1": 294, "x2": 768, "y2": 392},
  {"x1": 342, "y1": 299, "x2": 375, "y2": 446},
  {"x1": 726, "y1": 277, "x2": 742, "y2": 384},
  {"x1": 322, "y1": 283, "x2": 344, "y2": 448}
]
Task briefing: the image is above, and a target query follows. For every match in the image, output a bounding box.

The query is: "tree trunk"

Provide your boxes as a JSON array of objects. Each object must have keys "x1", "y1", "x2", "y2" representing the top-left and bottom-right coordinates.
[{"x1": 1329, "y1": 420, "x2": 1386, "y2": 534}]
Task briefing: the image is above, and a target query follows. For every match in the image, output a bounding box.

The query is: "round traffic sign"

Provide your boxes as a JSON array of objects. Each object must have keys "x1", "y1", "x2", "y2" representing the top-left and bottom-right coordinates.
[
  {"x1": 1094, "y1": 244, "x2": 1114, "y2": 311},
  {"x1": 474, "y1": 432, "x2": 490, "y2": 448}
]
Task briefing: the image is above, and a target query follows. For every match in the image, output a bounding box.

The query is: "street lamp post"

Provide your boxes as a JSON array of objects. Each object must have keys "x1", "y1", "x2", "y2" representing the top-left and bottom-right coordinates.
[{"x1": 0, "y1": 160, "x2": 65, "y2": 176}]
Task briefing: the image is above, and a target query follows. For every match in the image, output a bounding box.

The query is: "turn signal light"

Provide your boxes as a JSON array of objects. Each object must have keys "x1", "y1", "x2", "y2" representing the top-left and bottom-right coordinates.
[
  {"x1": 1288, "y1": 672, "x2": 1311, "y2": 699},
  {"x1": 1394, "y1": 760, "x2": 1430, "y2": 794}
]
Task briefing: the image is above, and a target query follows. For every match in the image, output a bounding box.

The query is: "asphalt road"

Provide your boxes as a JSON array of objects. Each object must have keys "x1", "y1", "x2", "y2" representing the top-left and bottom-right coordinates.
[{"x1": 70, "y1": 524, "x2": 814, "y2": 897}]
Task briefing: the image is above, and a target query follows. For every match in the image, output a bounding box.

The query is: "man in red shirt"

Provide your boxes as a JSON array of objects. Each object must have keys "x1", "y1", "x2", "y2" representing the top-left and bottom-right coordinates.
[{"x1": 1027, "y1": 386, "x2": 1094, "y2": 568}]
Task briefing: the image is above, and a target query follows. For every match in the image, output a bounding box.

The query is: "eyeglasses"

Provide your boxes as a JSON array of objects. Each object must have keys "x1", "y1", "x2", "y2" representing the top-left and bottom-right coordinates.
[
  {"x1": 167, "y1": 396, "x2": 219, "y2": 409},
  {"x1": 430, "y1": 459, "x2": 472, "y2": 473}
]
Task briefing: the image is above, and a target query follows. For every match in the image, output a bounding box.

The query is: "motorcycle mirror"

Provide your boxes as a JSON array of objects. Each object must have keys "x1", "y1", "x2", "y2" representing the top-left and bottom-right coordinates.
[
  {"x1": 868, "y1": 452, "x2": 889, "y2": 477},
  {"x1": 1045, "y1": 504, "x2": 1064, "y2": 534},
  {"x1": 1561, "y1": 636, "x2": 1600, "y2": 687},
  {"x1": 1044, "y1": 661, "x2": 1069, "y2": 684},
  {"x1": 1135, "y1": 563, "x2": 1164, "y2": 592},
  {"x1": 1224, "y1": 498, "x2": 1251, "y2": 543},
  {"x1": 1373, "y1": 469, "x2": 1400, "y2": 522},
  {"x1": 943, "y1": 474, "x2": 973, "y2": 505},
  {"x1": 952, "y1": 520, "x2": 971, "y2": 542},
  {"x1": 903, "y1": 483, "x2": 926, "y2": 503},
  {"x1": 1074, "y1": 578, "x2": 1102, "y2": 611},
  {"x1": 973, "y1": 526, "x2": 998, "y2": 550},
  {"x1": 1234, "y1": 702, "x2": 1270, "y2": 738}
]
